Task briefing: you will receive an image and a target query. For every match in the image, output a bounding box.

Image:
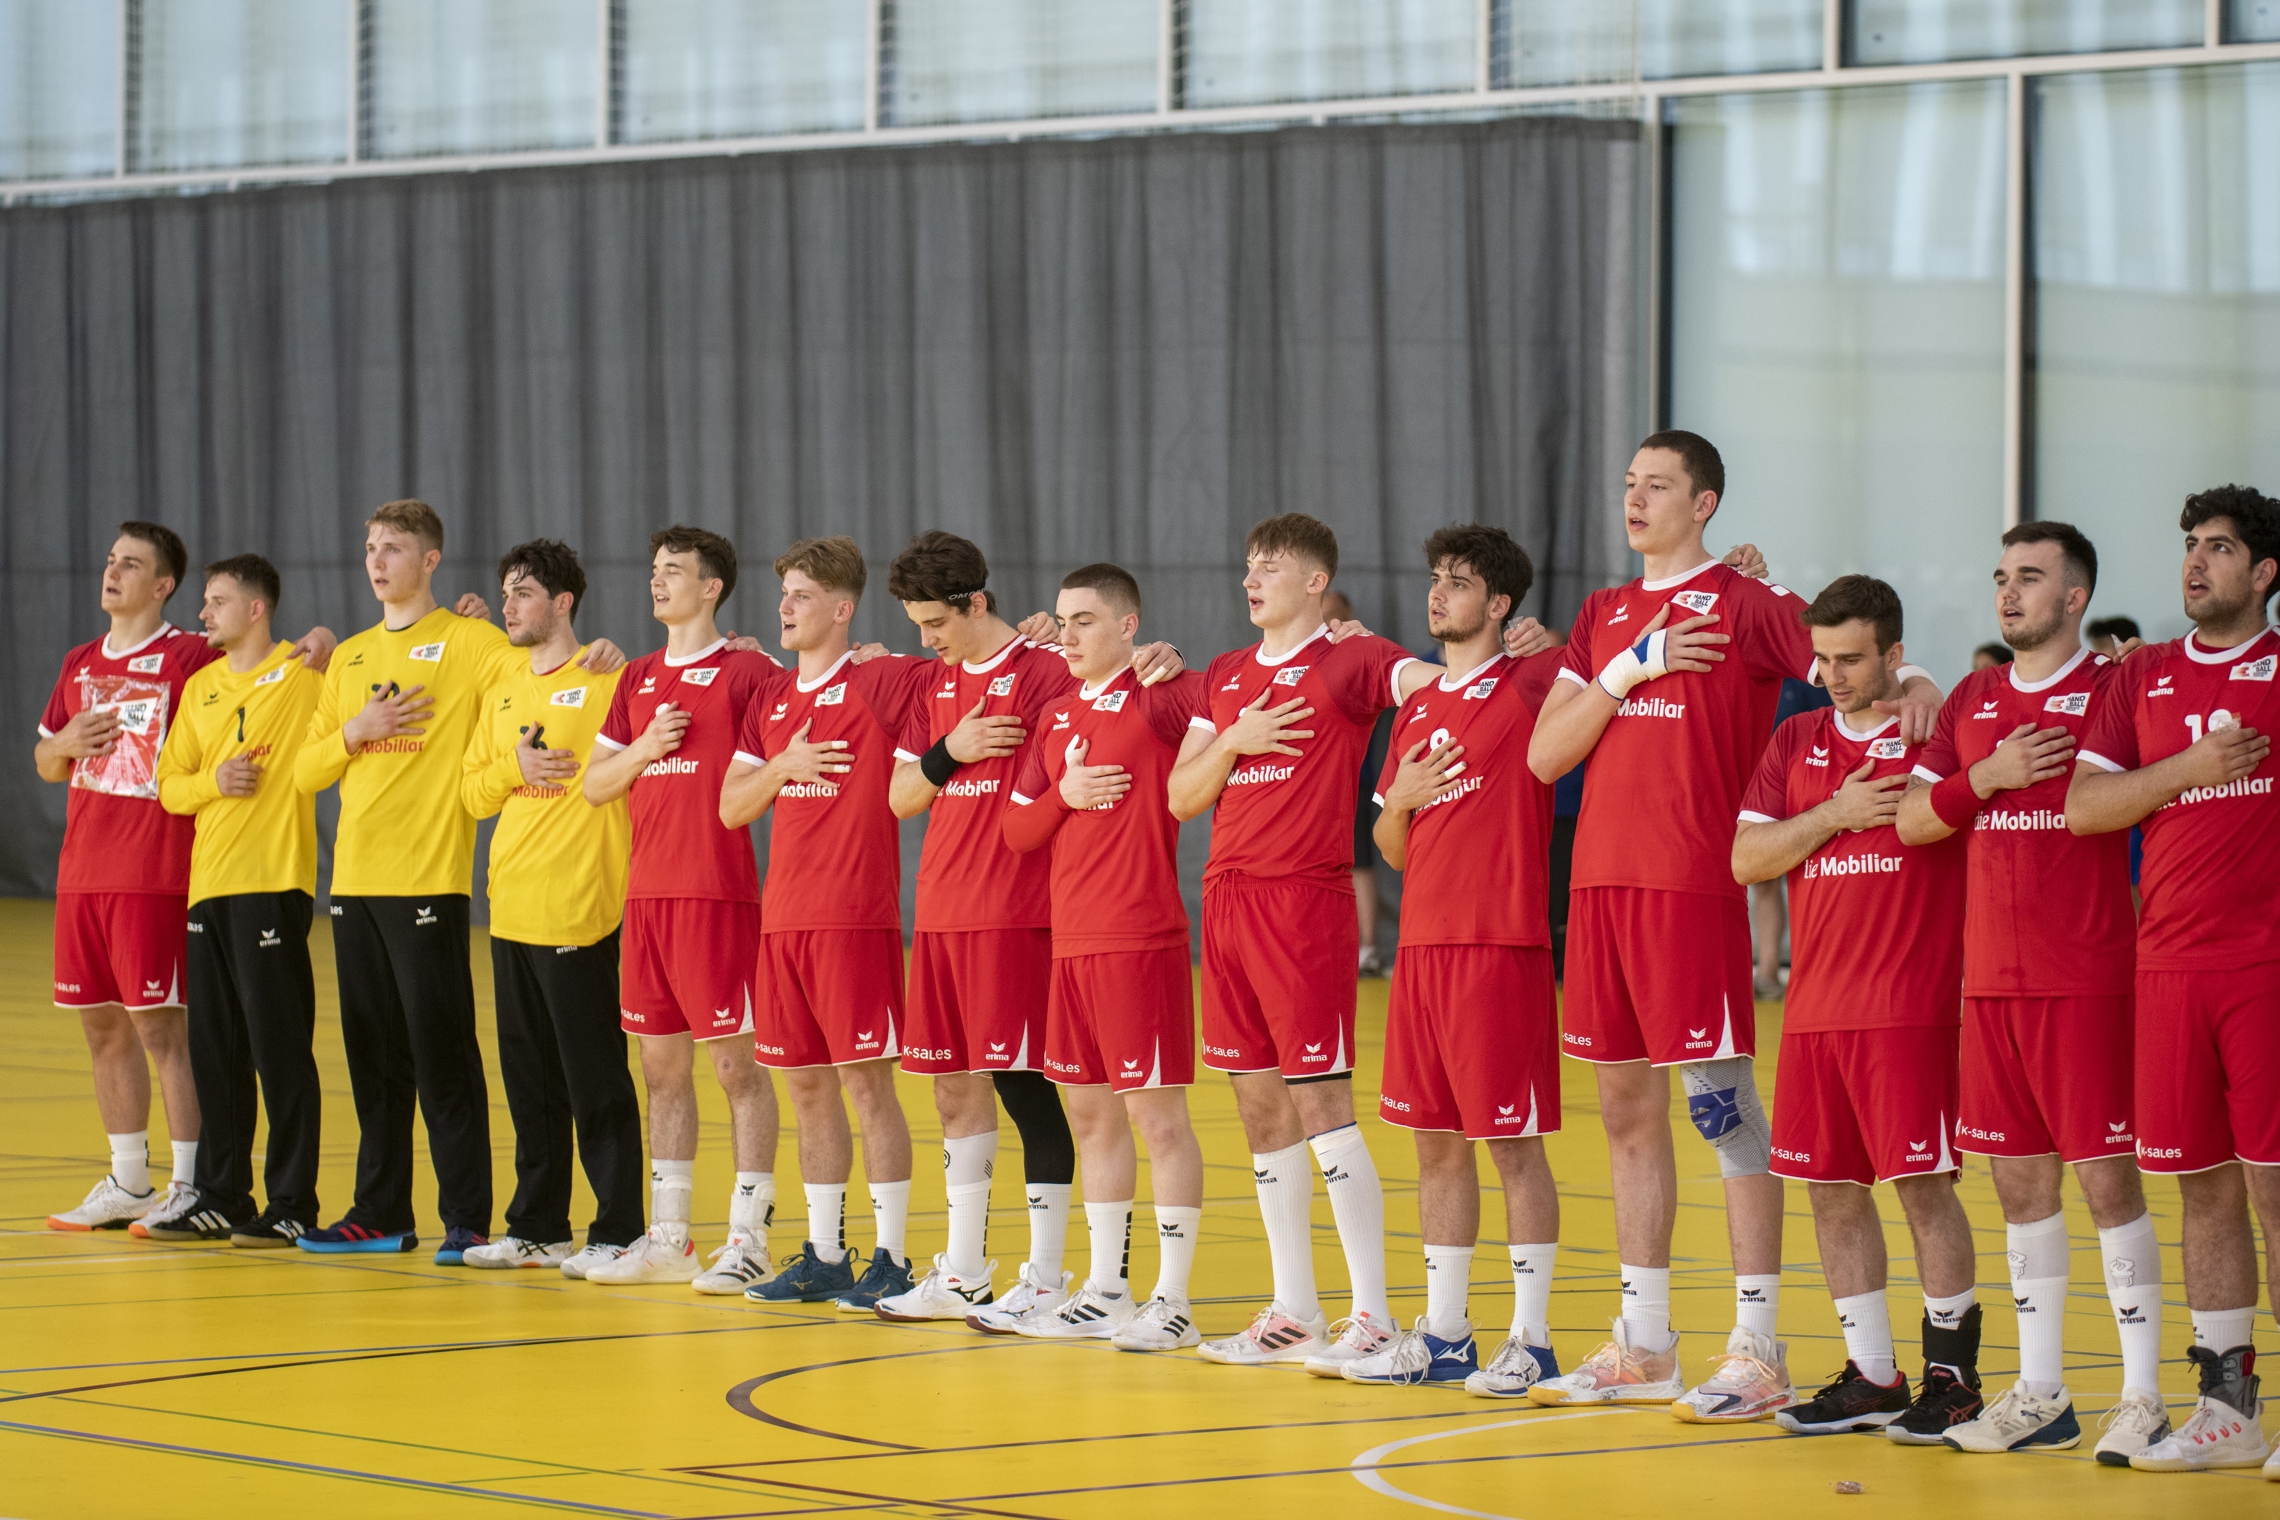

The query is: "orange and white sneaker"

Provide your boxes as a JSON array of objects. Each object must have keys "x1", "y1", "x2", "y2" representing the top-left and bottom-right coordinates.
[
  {"x1": 1671, "y1": 1328, "x2": 1794, "y2": 1423},
  {"x1": 1196, "y1": 1302, "x2": 1332, "y2": 1366},
  {"x1": 1527, "y1": 1318, "x2": 1683, "y2": 1406}
]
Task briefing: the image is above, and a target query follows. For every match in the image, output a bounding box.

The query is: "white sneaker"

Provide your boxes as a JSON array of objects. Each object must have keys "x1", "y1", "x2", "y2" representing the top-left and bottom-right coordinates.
[
  {"x1": 2094, "y1": 1390, "x2": 2171, "y2": 1467},
  {"x1": 1112, "y1": 1295, "x2": 1201, "y2": 1352},
  {"x1": 968, "y1": 1263, "x2": 1071, "y2": 1334},
  {"x1": 1302, "y1": 1311, "x2": 1399, "y2": 1377},
  {"x1": 1943, "y1": 1381, "x2": 2082, "y2": 1452},
  {"x1": 1196, "y1": 1302, "x2": 1333, "y2": 1366},
  {"x1": 1671, "y1": 1328, "x2": 1793, "y2": 1423},
  {"x1": 1466, "y1": 1336, "x2": 1560, "y2": 1399},
  {"x1": 560, "y1": 1242, "x2": 628, "y2": 1280},
  {"x1": 692, "y1": 1233, "x2": 774, "y2": 1294},
  {"x1": 464, "y1": 1236, "x2": 573, "y2": 1270},
  {"x1": 2130, "y1": 1395, "x2": 2270, "y2": 1471},
  {"x1": 876, "y1": 1254, "x2": 994, "y2": 1322},
  {"x1": 125, "y1": 1180, "x2": 197, "y2": 1237},
  {"x1": 1527, "y1": 1319, "x2": 1684, "y2": 1405},
  {"x1": 50, "y1": 1175, "x2": 158, "y2": 1232},
  {"x1": 1014, "y1": 1282, "x2": 1134, "y2": 1340},
  {"x1": 583, "y1": 1226, "x2": 700, "y2": 1285}
]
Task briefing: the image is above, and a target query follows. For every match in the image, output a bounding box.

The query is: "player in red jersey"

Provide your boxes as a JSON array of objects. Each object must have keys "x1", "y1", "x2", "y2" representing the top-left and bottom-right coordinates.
[
  {"x1": 38, "y1": 522, "x2": 334, "y2": 1236},
  {"x1": 724, "y1": 537, "x2": 935, "y2": 1312},
  {"x1": 1897, "y1": 521, "x2": 2161, "y2": 1461},
  {"x1": 1336, "y1": 526, "x2": 1568, "y2": 1396},
  {"x1": 1730, "y1": 576, "x2": 1979, "y2": 1444},
  {"x1": 999, "y1": 562, "x2": 1212, "y2": 1350},
  {"x1": 583, "y1": 527, "x2": 787, "y2": 1290},
  {"x1": 1527, "y1": 432, "x2": 1940, "y2": 1413},
  {"x1": 2068, "y1": 485, "x2": 2280, "y2": 1476}
]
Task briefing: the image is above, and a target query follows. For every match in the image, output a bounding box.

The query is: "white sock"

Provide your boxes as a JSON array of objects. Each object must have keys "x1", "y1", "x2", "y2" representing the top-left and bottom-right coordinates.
[
  {"x1": 2194, "y1": 1305, "x2": 2255, "y2": 1352},
  {"x1": 1424, "y1": 1245, "x2": 1475, "y2": 1339},
  {"x1": 1026, "y1": 1182, "x2": 1072, "y2": 1278},
  {"x1": 2099, "y1": 1213, "x2": 2163, "y2": 1396},
  {"x1": 1310, "y1": 1125, "x2": 1391, "y2": 1323},
  {"x1": 1835, "y1": 1289, "x2": 1898, "y2": 1384},
  {"x1": 1152, "y1": 1204, "x2": 1201, "y2": 1301},
  {"x1": 1619, "y1": 1263, "x2": 1672, "y2": 1347},
  {"x1": 2006, "y1": 1213, "x2": 2069, "y2": 1397},
  {"x1": 170, "y1": 1139, "x2": 198, "y2": 1186},
  {"x1": 652, "y1": 1158, "x2": 694, "y2": 1247},
  {"x1": 943, "y1": 1133, "x2": 996, "y2": 1279},
  {"x1": 1508, "y1": 1242, "x2": 1557, "y2": 1344},
  {"x1": 1735, "y1": 1273, "x2": 1781, "y2": 1339},
  {"x1": 108, "y1": 1131, "x2": 151, "y2": 1196},
  {"x1": 729, "y1": 1171, "x2": 775, "y2": 1242},
  {"x1": 1252, "y1": 1142, "x2": 1321, "y2": 1322},
  {"x1": 805, "y1": 1182, "x2": 848, "y2": 1263},
  {"x1": 868, "y1": 1178, "x2": 912, "y2": 1264},
  {"x1": 1085, "y1": 1198, "x2": 1133, "y2": 1297}
]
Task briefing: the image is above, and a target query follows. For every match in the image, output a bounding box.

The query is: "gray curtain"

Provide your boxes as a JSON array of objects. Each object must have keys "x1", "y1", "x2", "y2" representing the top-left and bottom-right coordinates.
[{"x1": 0, "y1": 115, "x2": 1643, "y2": 903}]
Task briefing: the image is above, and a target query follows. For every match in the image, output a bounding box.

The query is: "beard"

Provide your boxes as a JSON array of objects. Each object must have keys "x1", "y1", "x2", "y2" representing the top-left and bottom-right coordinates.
[
  {"x1": 2189, "y1": 577, "x2": 2260, "y2": 632},
  {"x1": 1429, "y1": 609, "x2": 1489, "y2": 645},
  {"x1": 2003, "y1": 602, "x2": 2066, "y2": 652}
]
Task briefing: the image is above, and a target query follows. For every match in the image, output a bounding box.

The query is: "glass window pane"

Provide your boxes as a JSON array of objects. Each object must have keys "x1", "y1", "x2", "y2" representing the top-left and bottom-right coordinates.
[
  {"x1": 1669, "y1": 81, "x2": 2008, "y2": 682},
  {"x1": 1850, "y1": 1, "x2": 2201, "y2": 65},
  {"x1": 1502, "y1": 1, "x2": 1821, "y2": 88},
  {"x1": 0, "y1": 1, "x2": 117, "y2": 180},
  {"x1": 370, "y1": 0, "x2": 597, "y2": 159},
  {"x1": 135, "y1": 0, "x2": 348, "y2": 172},
  {"x1": 2033, "y1": 63, "x2": 2280, "y2": 647},
  {"x1": 2236, "y1": 0, "x2": 2280, "y2": 41},
  {"x1": 1186, "y1": 0, "x2": 1477, "y2": 108},
  {"x1": 620, "y1": 1, "x2": 866, "y2": 141},
  {"x1": 888, "y1": 0, "x2": 1158, "y2": 126}
]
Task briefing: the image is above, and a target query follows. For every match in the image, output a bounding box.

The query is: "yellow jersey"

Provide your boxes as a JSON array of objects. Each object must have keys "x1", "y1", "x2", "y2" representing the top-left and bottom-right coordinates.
[
  {"x1": 294, "y1": 607, "x2": 520, "y2": 899},
  {"x1": 463, "y1": 648, "x2": 629, "y2": 948},
  {"x1": 156, "y1": 642, "x2": 322, "y2": 906}
]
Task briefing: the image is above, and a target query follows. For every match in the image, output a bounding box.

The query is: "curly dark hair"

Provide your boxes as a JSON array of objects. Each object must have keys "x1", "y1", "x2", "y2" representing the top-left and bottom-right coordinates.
[
  {"x1": 498, "y1": 538, "x2": 587, "y2": 619},
  {"x1": 2181, "y1": 485, "x2": 2280, "y2": 602}
]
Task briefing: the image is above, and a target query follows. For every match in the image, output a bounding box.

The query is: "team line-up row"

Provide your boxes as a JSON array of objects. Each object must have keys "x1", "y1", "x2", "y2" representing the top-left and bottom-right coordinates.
[{"x1": 32, "y1": 431, "x2": 2280, "y2": 1475}]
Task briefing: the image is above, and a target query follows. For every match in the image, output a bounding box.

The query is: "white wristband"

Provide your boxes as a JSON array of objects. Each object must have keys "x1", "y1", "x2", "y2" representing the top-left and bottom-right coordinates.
[
  {"x1": 1895, "y1": 663, "x2": 1932, "y2": 687},
  {"x1": 1596, "y1": 630, "x2": 1669, "y2": 700}
]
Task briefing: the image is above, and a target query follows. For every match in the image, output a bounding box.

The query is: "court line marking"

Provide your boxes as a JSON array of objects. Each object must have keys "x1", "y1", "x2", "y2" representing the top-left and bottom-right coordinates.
[{"x1": 1350, "y1": 1410, "x2": 1617, "y2": 1517}]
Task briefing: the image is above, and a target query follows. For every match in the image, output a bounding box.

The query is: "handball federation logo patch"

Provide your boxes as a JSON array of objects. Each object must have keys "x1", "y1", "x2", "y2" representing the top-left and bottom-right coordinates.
[
  {"x1": 1670, "y1": 590, "x2": 1718, "y2": 615},
  {"x1": 409, "y1": 641, "x2": 445, "y2": 662},
  {"x1": 550, "y1": 686, "x2": 588, "y2": 707},
  {"x1": 127, "y1": 653, "x2": 165, "y2": 674}
]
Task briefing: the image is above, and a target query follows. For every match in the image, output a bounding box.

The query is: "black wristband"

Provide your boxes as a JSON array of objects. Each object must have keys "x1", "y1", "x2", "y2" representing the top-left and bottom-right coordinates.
[{"x1": 919, "y1": 737, "x2": 961, "y2": 787}]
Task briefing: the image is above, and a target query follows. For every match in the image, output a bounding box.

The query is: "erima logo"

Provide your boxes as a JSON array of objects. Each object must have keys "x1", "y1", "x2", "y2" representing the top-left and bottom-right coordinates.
[
  {"x1": 1498, "y1": 1104, "x2": 1515, "y2": 1115},
  {"x1": 550, "y1": 686, "x2": 587, "y2": 707},
  {"x1": 1220, "y1": 676, "x2": 1243, "y2": 691},
  {"x1": 1092, "y1": 689, "x2": 1128, "y2": 713},
  {"x1": 1607, "y1": 604, "x2": 1631, "y2": 625},
  {"x1": 1671, "y1": 589, "x2": 1718, "y2": 615},
  {"x1": 769, "y1": 701, "x2": 789, "y2": 722},
  {"x1": 258, "y1": 927, "x2": 280, "y2": 947},
  {"x1": 1050, "y1": 710, "x2": 1072, "y2": 730},
  {"x1": 415, "y1": 905, "x2": 438, "y2": 925},
  {"x1": 255, "y1": 666, "x2": 287, "y2": 687},
  {"x1": 989, "y1": 1041, "x2": 1006, "y2": 1053},
  {"x1": 1409, "y1": 704, "x2": 1431, "y2": 723},
  {"x1": 639, "y1": 676, "x2": 657, "y2": 694},
  {"x1": 1739, "y1": 1287, "x2": 1766, "y2": 1302},
  {"x1": 1464, "y1": 678, "x2": 1499, "y2": 699},
  {"x1": 681, "y1": 666, "x2": 719, "y2": 687},
  {"x1": 1122, "y1": 1058, "x2": 1141, "y2": 1071},
  {"x1": 937, "y1": 681, "x2": 958, "y2": 699},
  {"x1": 989, "y1": 673, "x2": 1017, "y2": 696},
  {"x1": 1272, "y1": 666, "x2": 1308, "y2": 687},
  {"x1": 815, "y1": 683, "x2": 847, "y2": 706},
  {"x1": 143, "y1": 980, "x2": 165, "y2": 997},
  {"x1": 1974, "y1": 699, "x2": 2001, "y2": 719},
  {"x1": 2232, "y1": 655, "x2": 2276, "y2": 682},
  {"x1": 1868, "y1": 737, "x2": 1907, "y2": 760},
  {"x1": 1807, "y1": 744, "x2": 1829, "y2": 767},
  {"x1": 1929, "y1": 1305, "x2": 1965, "y2": 1326},
  {"x1": 127, "y1": 652, "x2": 165, "y2": 674},
  {"x1": 2044, "y1": 691, "x2": 2089, "y2": 716},
  {"x1": 409, "y1": 641, "x2": 445, "y2": 662}
]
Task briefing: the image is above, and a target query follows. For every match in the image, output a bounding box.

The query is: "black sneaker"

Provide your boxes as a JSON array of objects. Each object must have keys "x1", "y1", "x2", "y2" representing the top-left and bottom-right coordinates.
[
  {"x1": 1888, "y1": 1364, "x2": 1985, "y2": 1444},
  {"x1": 1775, "y1": 1361, "x2": 1912, "y2": 1434},
  {"x1": 229, "y1": 1211, "x2": 311, "y2": 1249},
  {"x1": 433, "y1": 1226, "x2": 489, "y2": 1266},
  {"x1": 833, "y1": 1247, "x2": 916, "y2": 1312},
  {"x1": 139, "y1": 1189, "x2": 252, "y2": 1241}
]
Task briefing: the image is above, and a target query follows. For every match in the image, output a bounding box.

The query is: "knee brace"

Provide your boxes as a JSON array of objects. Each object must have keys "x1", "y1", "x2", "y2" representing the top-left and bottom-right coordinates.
[
  {"x1": 991, "y1": 1069, "x2": 1076, "y2": 1186},
  {"x1": 1679, "y1": 1058, "x2": 1771, "y2": 1179}
]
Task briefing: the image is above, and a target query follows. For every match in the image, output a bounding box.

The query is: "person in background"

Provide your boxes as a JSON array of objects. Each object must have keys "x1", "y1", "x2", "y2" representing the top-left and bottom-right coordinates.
[
  {"x1": 1971, "y1": 643, "x2": 2012, "y2": 671},
  {"x1": 2086, "y1": 616, "x2": 2140, "y2": 657},
  {"x1": 1325, "y1": 590, "x2": 1397, "y2": 976}
]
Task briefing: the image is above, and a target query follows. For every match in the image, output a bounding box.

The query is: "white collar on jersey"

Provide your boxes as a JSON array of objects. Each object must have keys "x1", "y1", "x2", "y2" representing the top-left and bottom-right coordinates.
[
  {"x1": 1436, "y1": 652, "x2": 1508, "y2": 692},
  {"x1": 1831, "y1": 709, "x2": 1899, "y2": 743},
  {"x1": 1253, "y1": 624, "x2": 1330, "y2": 666},
  {"x1": 964, "y1": 635, "x2": 1027, "y2": 675},
  {"x1": 2184, "y1": 625, "x2": 2278, "y2": 664},
  {"x1": 797, "y1": 648, "x2": 857, "y2": 693},
  {"x1": 664, "y1": 637, "x2": 728, "y2": 668},
  {"x1": 1078, "y1": 667, "x2": 1133, "y2": 701},
  {"x1": 2006, "y1": 643, "x2": 2092, "y2": 694},
  {"x1": 100, "y1": 622, "x2": 177, "y2": 660},
  {"x1": 1639, "y1": 558, "x2": 1719, "y2": 593}
]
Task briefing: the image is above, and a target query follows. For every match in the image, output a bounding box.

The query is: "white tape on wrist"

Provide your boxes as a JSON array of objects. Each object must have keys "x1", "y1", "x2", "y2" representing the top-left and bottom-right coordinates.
[
  {"x1": 1596, "y1": 630, "x2": 1669, "y2": 700},
  {"x1": 1894, "y1": 663, "x2": 1932, "y2": 687}
]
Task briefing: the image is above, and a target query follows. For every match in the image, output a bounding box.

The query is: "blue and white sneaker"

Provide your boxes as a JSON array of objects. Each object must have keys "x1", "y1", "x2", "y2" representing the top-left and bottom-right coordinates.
[
  {"x1": 834, "y1": 1248, "x2": 915, "y2": 1312},
  {"x1": 1466, "y1": 1335, "x2": 1562, "y2": 1398},
  {"x1": 1342, "y1": 1318, "x2": 1480, "y2": 1386},
  {"x1": 745, "y1": 1241, "x2": 859, "y2": 1303},
  {"x1": 432, "y1": 1227, "x2": 488, "y2": 1266},
  {"x1": 1943, "y1": 1382, "x2": 2083, "y2": 1453},
  {"x1": 297, "y1": 1219, "x2": 417, "y2": 1254}
]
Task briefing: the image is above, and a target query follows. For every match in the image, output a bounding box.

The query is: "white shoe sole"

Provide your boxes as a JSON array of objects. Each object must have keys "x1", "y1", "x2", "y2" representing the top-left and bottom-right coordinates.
[
  {"x1": 1529, "y1": 1379, "x2": 1685, "y2": 1406},
  {"x1": 1195, "y1": 1340, "x2": 1327, "y2": 1366}
]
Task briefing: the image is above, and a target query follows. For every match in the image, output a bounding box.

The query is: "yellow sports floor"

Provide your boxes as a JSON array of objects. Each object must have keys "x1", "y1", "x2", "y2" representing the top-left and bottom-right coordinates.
[{"x1": 0, "y1": 897, "x2": 2262, "y2": 1518}]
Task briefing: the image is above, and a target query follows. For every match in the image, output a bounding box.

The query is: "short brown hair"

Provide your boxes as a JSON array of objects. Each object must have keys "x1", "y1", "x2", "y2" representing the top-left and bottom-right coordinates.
[
  {"x1": 205, "y1": 553, "x2": 281, "y2": 613},
  {"x1": 1061, "y1": 562, "x2": 1141, "y2": 618},
  {"x1": 499, "y1": 538, "x2": 586, "y2": 619},
  {"x1": 1638, "y1": 429, "x2": 1725, "y2": 502},
  {"x1": 1800, "y1": 573, "x2": 1903, "y2": 652},
  {"x1": 776, "y1": 536, "x2": 867, "y2": 601},
  {"x1": 1245, "y1": 513, "x2": 1339, "y2": 582},
  {"x1": 2001, "y1": 520, "x2": 2098, "y2": 594},
  {"x1": 650, "y1": 526, "x2": 738, "y2": 603},
  {"x1": 367, "y1": 499, "x2": 444, "y2": 552},
  {"x1": 888, "y1": 530, "x2": 995, "y2": 614},
  {"x1": 116, "y1": 520, "x2": 188, "y2": 591}
]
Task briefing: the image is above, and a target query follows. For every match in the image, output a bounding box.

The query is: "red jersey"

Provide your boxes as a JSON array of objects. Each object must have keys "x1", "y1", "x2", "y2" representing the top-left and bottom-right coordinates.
[
  {"x1": 1373, "y1": 651, "x2": 1564, "y2": 947},
  {"x1": 1913, "y1": 649, "x2": 2134, "y2": 997},
  {"x1": 2079, "y1": 627, "x2": 2280, "y2": 971},
  {"x1": 895, "y1": 637, "x2": 1072, "y2": 932},
  {"x1": 736, "y1": 651, "x2": 932, "y2": 933},
  {"x1": 1740, "y1": 709, "x2": 1968, "y2": 1033},
  {"x1": 1007, "y1": 667, "x2": 1203, "y2": 956},
  {"x1": 1561, "y1": 561, "x2": 1815, "y2": 899},
  {"x1": 596, "y1": 641, "x2": 784, "y2": 903},
  {"x1": 41, "y1": 624, "x2": 220, "y2": 896},
  {"x1": 1191, "y1": 627, "x2": 1417, "y2": 888}
]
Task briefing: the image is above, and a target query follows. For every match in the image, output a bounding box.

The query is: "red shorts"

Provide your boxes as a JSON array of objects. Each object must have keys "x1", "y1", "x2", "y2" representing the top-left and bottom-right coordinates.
[
  {"x1": 1044, "y1": 947, "x2": 1196, "y2": 1092},
  {"x1": 2136, "y1": 965, "x2": 2280, "y2": 1173},
  {"x1": 1380, "y1": 944, "x2": 1561, "y2": 1140},
  {"x1": 1770, "y1": 1026, "x2": 1960, "y2": 1186},
  {"x1": 53, "y1": 892, "x2": 187, "y2": 1010},
  {"x1": 757, "y1": 928, "x2": 905, "y2": 1069},
  {"x1": 1201, "y1": 876, "x2": 1356, "y2": 1078},
  {"x1": 1958, "y1": 995, "x2": 2136, "y2": 1164},
  {"x1": 901, "y1": 928, "x2": 1052, "y2": 1075},
  {"x1": 619, "y1": 897, "x2": 761, "y2": 1041},
  {"x1": 1562, "y1": 886, "x2": 1754, "y2": 1066}
]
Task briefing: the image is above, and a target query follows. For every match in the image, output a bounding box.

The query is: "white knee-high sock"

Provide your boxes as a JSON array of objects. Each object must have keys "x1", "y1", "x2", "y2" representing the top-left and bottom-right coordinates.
[
  {"x1": 652, "y1": 1158, "x2": 694, "y2": 1246},
  {"x1": 2098, "y1": 1213, "x2": 2163, "y2": 1397},
  {"x1": 1836, "y1": 1289, "x2": 1897, "y2": 1384},
  {"x1": 1026, "y1": 1182, "x2": 1072, "y2": 1278},
  {"x1": 109, "y1": 1131, "x2": 151, "y2": 1195},
  {"x1": 943, "y1": 1132, "x2": 996, "y2": 1279},
  {"x1": 1252, "y1": 1142, "x2": 1320, "y2": 1322},
  {"x1": 1424, "y1": 1245, "x2": 1475, "y2": 1339},
  {"x1": 1152, "y1": 1205, "x2": 1201, "y2": 1301},
  {"x1": 729, "y1": 1172, "x2": 775, "y2": 1243},
  {"x1": 805, "y1": 1182, "x2": 848, "y2": 1263},
  {"x1": 2006, "y1": 1212, "x2": 2069, "y2": 1396},
  {"x1": 1309, "y1": 1125, "x2": 1390, "y2": 1323},
  {"x1": 1085, "y1": 1198, "x2": 1133, "y2": 1296},
  {"x1": 868, "y1": 1179, "x2": 912, "y2": 1263},
  {"x1": 1509, "y1": 1242, "x2": 1558, "y2": 1345}
]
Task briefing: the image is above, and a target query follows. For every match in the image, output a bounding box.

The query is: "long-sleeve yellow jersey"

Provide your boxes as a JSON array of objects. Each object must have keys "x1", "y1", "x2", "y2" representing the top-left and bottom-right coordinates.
[
  {"x1": 157, "y1": 642, "x2": 322, "y2": 906},
  {"x1": 294, "y1": 608, "x2": 520, "y2": 898},
  {"x1": 462, "y1": 649, "x2": 629, "y2": 948}
]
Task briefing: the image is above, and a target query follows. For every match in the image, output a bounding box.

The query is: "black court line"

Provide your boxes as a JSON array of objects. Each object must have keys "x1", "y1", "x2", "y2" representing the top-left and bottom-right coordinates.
[{"x1": 723, "y1": 1343, "x2": 1026, "y2": 1451}]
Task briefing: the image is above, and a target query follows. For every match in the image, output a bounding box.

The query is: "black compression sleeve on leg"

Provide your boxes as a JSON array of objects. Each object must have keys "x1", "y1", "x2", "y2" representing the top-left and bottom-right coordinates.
[{"x1": 992, "y1": 1069, "x2": 1075, "y2": 1186}]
